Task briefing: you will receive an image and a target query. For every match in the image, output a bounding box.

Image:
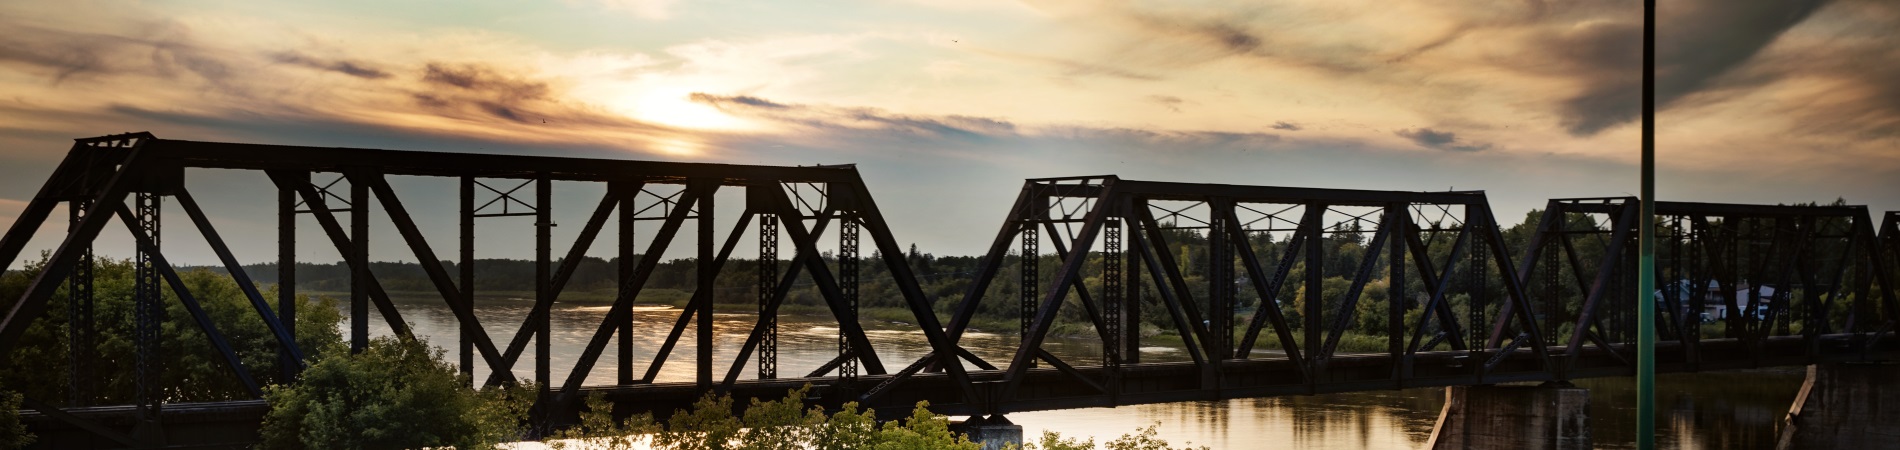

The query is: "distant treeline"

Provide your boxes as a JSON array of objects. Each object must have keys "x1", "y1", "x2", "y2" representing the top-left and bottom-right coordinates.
[
  {"x1": 178, "y1": 200, "x2": 1882, "y2": 343},
  {"x1": 201, "y1": 212, "x2": 1547, "y2": 337}
]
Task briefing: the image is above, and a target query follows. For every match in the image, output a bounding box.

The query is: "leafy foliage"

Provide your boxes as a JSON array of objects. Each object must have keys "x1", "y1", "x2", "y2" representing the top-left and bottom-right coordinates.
[
  {"x1": 1009, "y1": 424, "x2": 1208, "y2": 450},
  {"x1": 0, "y1": 391, "x2": 30, "y2": 450},
  {"x1": 550, "y1": 385, "x2": 981, "y2": 450},
  {"x1": 0, "y1": 256, "x2": 343, "y2": 406},
  {"x1": 257, "y1": 336, "x2": 535, "y2": 449}
]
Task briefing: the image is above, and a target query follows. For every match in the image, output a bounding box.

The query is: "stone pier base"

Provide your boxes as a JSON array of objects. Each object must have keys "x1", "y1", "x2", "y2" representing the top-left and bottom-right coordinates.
[
  {"x1": 1777, "y1": 363, "x2": 1900, "y2": 450},
  {"x1": 954, "y1": 415, "x2": 1023, "y2": 450},
  {"x1": 1427, "y1": 384, "x2": 1590, "y2": 450}
]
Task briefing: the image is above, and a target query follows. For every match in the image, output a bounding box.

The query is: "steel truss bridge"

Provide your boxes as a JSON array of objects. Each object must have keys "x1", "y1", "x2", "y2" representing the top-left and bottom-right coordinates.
[{"x1": 3, "y1": 134, "x2": 1897, "y2": 447}]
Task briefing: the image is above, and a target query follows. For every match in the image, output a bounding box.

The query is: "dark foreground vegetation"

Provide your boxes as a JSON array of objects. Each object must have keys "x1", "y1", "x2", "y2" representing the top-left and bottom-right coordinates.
[
  {"x1": 266, "y1": 337, "x2": 1208, "y2": 449},
  {"x1": 0, "y1": 257, "x2": 1207, "y2": 448}
]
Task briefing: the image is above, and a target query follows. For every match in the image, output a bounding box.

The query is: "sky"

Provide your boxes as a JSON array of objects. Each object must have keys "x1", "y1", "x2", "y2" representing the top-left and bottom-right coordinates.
[{"x1": 0, "y1": 0, "x2": 1896, "y2": 266}]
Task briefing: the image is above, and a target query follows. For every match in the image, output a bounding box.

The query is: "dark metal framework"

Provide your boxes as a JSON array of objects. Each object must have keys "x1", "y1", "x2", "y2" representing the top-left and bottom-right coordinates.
[
  {"x1": 0, "y1": 134, "x2": 975, "y2": 443},
  {"x1": 1514, "y1": 198, "x2": 1900, "y2": 378},
  {"x1": 5, "y1": 135, "x2": 1898, "y2": 444},
  {"x1": 857, "y1": 176, "x2": 1560, "y2": 416}
]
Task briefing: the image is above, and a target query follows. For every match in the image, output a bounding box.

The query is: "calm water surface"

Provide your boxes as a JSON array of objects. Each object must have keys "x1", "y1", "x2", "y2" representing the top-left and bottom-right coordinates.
[{"x1": 341, "y1": 295, "x2": 1804, "y2": 449}]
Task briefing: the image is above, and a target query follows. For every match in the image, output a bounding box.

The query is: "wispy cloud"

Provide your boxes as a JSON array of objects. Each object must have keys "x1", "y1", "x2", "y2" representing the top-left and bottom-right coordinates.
[
  {"x1": 0, "y1": 0, "x2": 1892, "y2": 238},
  {"x1": 1148, "y1": 95, "x2": 1184, "y2": 113},
  {"x1": 269, "y1": 51, "x2": 391, "y2": 79},
  {"x1": 1395, "y1": 127, "x2": 1490, "y2": 152}
]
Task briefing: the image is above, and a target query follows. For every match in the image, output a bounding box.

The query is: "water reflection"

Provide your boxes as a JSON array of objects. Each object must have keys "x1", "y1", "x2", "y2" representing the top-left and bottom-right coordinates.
[{"x1": 340, "y1": 296, "x2": 1806, "y2": 449}]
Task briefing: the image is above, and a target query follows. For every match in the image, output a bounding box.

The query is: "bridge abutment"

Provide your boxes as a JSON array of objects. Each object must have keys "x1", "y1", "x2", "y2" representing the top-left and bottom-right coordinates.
[
  {"x1": 1427, "y1": 384, "x2": 1590, "y2": 450},
  {"x1": 954, "y1": 415, "x2": 1023, "y2": 450},
  {"x1": 1777, "y1": 362, "x2": 1900, "y2": 449}
]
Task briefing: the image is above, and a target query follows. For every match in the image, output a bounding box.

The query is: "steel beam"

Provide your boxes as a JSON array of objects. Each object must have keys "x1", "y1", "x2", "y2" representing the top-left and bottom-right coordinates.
[
  {"x1": 559, "y1": 183, "x2": 703, "y2": 394},
  {"x1": 278, "y1": 174, "x2": 299, "y2": 381},
  {"x1": 174, "y1": 190, "x2": 307, "y2": 367}
]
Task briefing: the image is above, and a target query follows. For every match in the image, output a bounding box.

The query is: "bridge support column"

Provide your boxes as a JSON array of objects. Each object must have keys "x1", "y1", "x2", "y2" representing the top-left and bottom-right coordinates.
[
  {"x1": 1427, "y1": 384, "x2": 1589, "y2": 450},
  {"x1": 954, "y1": 415, "x2": 1022, "y2": 450},
  {"x1": 1777, "y1": 363, "x2": 1900, "y2": 449}
]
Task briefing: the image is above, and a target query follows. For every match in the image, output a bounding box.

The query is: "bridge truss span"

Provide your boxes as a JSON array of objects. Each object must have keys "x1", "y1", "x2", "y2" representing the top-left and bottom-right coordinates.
[
  {"x1": 0, "y1": 133, "x2": 978, "y2": 443},
  {"x1": 3, "y1": 134, "x2": 1898, "y2": 446}
]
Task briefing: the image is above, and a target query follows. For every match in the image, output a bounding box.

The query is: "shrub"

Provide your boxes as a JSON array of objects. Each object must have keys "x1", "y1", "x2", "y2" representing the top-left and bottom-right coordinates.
[
  {"x1": 258, "y1": 336, "x2": 533, "y2": 449},
  {"x1": 0, "y1": 391, "x2": 31, "y2": 450}
]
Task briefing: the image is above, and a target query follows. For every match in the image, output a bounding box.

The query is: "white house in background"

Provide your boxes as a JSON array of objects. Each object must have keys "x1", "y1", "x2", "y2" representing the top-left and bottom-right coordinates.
[{"x1": 1654, "y1": 280, "x2": 1777, "y2": 323}]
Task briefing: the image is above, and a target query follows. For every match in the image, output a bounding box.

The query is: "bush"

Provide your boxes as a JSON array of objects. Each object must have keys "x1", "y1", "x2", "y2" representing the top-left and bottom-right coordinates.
[
  {"x1": 1013, "y1": 424, "x2": 1208, "y2": 450},
  {"x1": 0, "y1": 257, "x2": 344, "y2": 405},
  {"x1": 0, "y1": 391, "x2": 31, "y2": 450},
  {"x1": 258, "y1": 336, "x2": 533, "y2": 449},
  {"x1": 549, "y1": 385, "x2": 979, "y2": 450}
]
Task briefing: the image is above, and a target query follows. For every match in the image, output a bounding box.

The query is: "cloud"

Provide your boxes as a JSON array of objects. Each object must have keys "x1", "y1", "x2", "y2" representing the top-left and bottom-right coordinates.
[
  {"x1": 691, "y1": 93, "x2": 787, "y2": 109},
  {"x1": 0, "y1": 19, "x2": 236, "y2": 87},
  {"x1": 1148, "y1": 95, "x2": 1183, "y2": 112},
  {"x1": 961, "y1": 49, "x2": 1163, "y2": 81},
  {"x1": 688, "y1": 92, "x2": 1305, "y2": 158},
  {"x1": 1270, "y1": 121, "x2": 1301, "y2": 131},
  {"x1": 1544, "y1": 0, "x2": 1832, "y2": 136},
  {"x1": 414, "y1": 63, "x2": 562, "y2": 123},
  {"x1": 692, "y1": 93, "x2": 1018, "y2": 142},
  {"x1": 1395, "y1": 128, "x2": 1490, "y2": 152},
  {"x1": 269, "y1": 51, "x2": 391, "y2": 79}
]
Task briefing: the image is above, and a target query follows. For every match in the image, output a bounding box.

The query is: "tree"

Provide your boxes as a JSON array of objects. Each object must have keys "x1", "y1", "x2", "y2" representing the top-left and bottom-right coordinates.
[
  {"x1": 0, "y1": 256, "x2": 344, "y2": 406},
  {"x1": 0, "y1": 391, "x2": 30, "y2": 450},
  {"x1": 257, "y1": 336, "x2": 534, "y2": 449}
]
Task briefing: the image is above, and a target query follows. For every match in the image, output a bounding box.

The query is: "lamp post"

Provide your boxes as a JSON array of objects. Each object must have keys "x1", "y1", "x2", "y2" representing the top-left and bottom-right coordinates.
[{"x1": 1637, "y1": 0, "x2": 1658, "y2": 449}]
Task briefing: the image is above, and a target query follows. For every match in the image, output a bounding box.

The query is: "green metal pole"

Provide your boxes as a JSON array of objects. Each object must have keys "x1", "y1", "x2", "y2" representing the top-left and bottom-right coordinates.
[{"x1": 1637, "y1": 0, "x2": 1658, "y2": 448}]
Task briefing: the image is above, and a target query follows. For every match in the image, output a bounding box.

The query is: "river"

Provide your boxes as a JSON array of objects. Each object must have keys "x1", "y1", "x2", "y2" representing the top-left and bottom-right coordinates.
[{"x1": 340, "y1": 294, "x2": 1803, "y2": 449}]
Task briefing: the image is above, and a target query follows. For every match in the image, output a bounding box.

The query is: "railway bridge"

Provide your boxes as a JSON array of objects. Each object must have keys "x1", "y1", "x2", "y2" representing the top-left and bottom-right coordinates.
[{"x1": 4, "y1": 134, "x2": 1897, "y2": 448}]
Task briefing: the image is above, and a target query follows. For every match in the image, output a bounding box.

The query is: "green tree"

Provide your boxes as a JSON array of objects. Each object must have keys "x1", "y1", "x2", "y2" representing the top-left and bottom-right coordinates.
[
  {"x1": 0, "y1": 391, "x2": 31, "y2": 450},
  {"x1": 257, "y1": 336, "x2": 534, "y2": 449},
  {"x1": 0, "y1": 256, "x2": 343, "y2": 406}
]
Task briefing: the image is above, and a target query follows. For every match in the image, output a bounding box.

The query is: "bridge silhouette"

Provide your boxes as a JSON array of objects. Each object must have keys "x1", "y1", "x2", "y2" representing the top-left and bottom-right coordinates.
[{"x1": 3, "y1": 134, "x2": 1897, "y2": 447}]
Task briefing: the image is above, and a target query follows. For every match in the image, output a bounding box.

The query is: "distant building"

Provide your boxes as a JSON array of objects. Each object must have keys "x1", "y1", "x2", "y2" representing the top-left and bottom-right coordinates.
[{"x1": 1654, "y1": 280, "x2": 1778, "y2": 322}]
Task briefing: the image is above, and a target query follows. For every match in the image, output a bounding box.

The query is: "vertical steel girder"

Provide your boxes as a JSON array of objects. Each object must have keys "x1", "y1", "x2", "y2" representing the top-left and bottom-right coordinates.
[
  {"x1": 696, "y1": 181, "x2": 716, "y2": 387},
  {"x1": 840, "y1": 214, "x2": 860, "y2": 382},
  {"x1": 758, "y1": 213, "x2": 779, "y2": 380},
  {"x1": 459, "y1": 176, "x2": 476, "y2": 380},
  {"x1": 537, "y1": 177, "x2": 552, "y2": 392},
  {"x1": 616, "y1": 181, "x2": 637, "y2": 385},
  {"x1": 279, "y1": 176, "x2": 299, "y2": 382},
  {"x1": 67, "y1": 199, "x2": 94, "y2": 406},
  {"x1": 1103, "y1": 219, "x2": 1122, "y2": 371},
  {"x1": 1123, "y1": 215, "x2": 1142, "y2": 365},
  {"x1": 1021, "y1": 223, "x2": 1039, "y2": 340},
  {"x1": 133, "y1": 193, "x2": 161, "y2": 421},
  {"x1": 350, "y1": 174, "x2": 369, "y2": 353}
]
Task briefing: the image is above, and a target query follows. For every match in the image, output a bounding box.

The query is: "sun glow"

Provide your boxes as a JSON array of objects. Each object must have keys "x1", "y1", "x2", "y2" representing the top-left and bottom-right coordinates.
[
  {"x1": 650, "y1": 136, "x2": 704, "y2": 155},
  {"x1": 624, "y1": 87, "x2": 756, "y2": 131}
]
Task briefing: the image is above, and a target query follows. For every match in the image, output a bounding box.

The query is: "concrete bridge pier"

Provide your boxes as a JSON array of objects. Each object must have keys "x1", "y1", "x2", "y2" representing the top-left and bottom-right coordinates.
[
  {"x1": 1777, "y1": 362, "x2": 1900, "y2": 449},
  {"x1": 1426, "y1": 383, "x2": 1590, "y2": 450},
  {"x1": 954, "y1": 415, "x2": 1023, "y2": 450}
]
